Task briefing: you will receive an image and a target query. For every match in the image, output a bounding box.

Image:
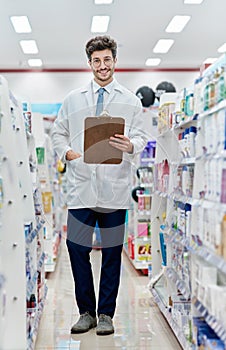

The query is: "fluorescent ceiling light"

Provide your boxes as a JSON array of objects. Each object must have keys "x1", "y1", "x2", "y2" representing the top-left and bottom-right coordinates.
[
  {"x1": 203, "y1": 57, "x2": 217, "y2": 64},
  {"x1": 10, "y1": 15, "x2": 32, "y2": 33},
  {"x1": 91, "y1": 16, "x2": 110, "y2": 33},
  {"x1": 153, "y1": 39, "x2": 174, "y2": 53},
  {"x1": 145, "y1": 58, "x2": 161, "y2": 66},
  {"x1": 94, "y1": 0, "x2": 113, "y2": 4},
  {"x1": 184, "y1": 0, "x2": 204, "y2": 4},
  {"x1": 165, "y1": 15, "x2": 191, "y2": 33},
  {"x1": 20, "y1": 40, "x2": 38, "y2": 54},
  {"x1": 218, "y1": 43, "x2": 226, "y2": 53},
  {"x1": 28, "y1": 59, "x2": 43, "y2": 67}
]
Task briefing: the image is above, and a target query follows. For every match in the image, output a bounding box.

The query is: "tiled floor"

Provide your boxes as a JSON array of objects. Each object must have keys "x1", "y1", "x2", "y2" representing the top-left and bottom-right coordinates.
[{"x1": 35, "y1": 239, "x2": 182, "y2": 349}]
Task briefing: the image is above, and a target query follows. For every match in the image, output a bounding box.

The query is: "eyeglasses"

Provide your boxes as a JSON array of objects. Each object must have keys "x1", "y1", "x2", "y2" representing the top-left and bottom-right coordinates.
[{"x1": 91, "y1": 57, "x2": 114, "y2": 68}]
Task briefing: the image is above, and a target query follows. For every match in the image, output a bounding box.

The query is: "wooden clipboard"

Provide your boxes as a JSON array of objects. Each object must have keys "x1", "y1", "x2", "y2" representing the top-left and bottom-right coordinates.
[{"x1": 84, "y1": 115, "x2": 125, "y2": 164}]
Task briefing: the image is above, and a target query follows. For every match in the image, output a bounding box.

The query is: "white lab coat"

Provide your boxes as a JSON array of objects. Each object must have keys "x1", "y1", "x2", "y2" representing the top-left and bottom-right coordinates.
[{"x1": 51, "y1": 79, "x2": 149, "y2": 209}]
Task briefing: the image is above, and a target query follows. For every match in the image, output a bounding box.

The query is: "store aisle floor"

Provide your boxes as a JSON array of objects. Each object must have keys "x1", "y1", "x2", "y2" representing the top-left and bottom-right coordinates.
[{"x1": 35, "y1": 239, "x2": 182, "y2": 350}]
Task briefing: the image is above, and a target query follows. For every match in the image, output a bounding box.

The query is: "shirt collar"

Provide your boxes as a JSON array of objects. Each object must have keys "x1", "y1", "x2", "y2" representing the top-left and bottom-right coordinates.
[{"x1": 92, "y1": 79, "x2": 115, "y2": 94}]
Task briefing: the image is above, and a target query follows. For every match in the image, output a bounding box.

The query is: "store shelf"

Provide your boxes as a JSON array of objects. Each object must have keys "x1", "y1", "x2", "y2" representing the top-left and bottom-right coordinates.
[
  {"x1": 27, "y1": 284, "x2": 48, "y2": 350},
  {"x1": 26, "y1": 219, "x2": 45, "y2": 245},
  {"x1": 192, "y1": 296, "x2": 226, "y2": 345},
  {"x1": 165, "y1": 267, "x2": 190, "y2": 300},
  {"x1": 165, "y1": 225, "x2": 226, "y2": 277},
  {"x1": 173, "y1": 115, "x2": 198, "y2": 130},
  {"x1": 190, "y1": 238, "x2": 226, "y2": 275},
  {"x1": 151, "y1": 287, "x2": 191, "y2": 350},
  {"x1": 123, "y1": 246, "x2": 150, "y2": 270},
  {"x1": 198, "y1": 100, "x2": 226, "y2": 120}
]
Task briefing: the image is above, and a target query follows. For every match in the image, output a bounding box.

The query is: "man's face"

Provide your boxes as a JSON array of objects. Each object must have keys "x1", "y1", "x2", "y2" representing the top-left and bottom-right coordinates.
[{"x1": 89, "y1": 49, "x2": 117, "y2": 86}]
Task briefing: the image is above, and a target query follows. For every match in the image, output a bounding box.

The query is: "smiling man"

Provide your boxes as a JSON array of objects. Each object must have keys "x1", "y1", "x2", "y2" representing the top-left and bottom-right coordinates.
[{"x1": 51, "y1": 35, "x2": 148, "y2": 336}]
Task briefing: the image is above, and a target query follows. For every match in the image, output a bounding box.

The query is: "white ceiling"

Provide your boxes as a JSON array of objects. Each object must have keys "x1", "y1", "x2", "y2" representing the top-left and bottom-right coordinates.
[{"x1": 0, "y1": 0, "x2": 225, "y2": 70}]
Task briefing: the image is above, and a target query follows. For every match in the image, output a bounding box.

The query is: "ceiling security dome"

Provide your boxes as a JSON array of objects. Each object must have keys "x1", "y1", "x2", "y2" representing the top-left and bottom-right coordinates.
[
  {"x1": 135, "y1": 86, "x2": 155, "y2": 107},
  {"x1": 155, "y1": 81, "x2": 176, "y2": 100}
]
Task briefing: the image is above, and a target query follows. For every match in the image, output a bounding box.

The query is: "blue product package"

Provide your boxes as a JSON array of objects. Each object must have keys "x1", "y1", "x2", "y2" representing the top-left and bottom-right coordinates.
[
  {"x1": 159, "y1": 226, "x2": 167, "y2": 266},
  {"x1": 205, "y1": 338, "x2": 225, "y2": 349}
]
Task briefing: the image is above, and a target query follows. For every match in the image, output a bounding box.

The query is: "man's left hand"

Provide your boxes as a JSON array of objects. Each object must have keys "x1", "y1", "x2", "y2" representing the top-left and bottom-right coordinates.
[{"x1": 109, "y1": 134, "x2": 134, "y2": 154}]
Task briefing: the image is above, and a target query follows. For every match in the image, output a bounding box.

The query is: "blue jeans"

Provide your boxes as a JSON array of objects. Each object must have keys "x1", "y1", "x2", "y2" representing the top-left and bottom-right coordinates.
[{"x1": 66, "y1": 208, "x2": 126, "y2": 318}]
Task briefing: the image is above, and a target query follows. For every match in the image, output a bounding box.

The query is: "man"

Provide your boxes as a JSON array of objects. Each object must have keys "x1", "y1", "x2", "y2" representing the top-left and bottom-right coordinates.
[{"x1": 51, "y1": 35, "x2": 148, "y2": 335}]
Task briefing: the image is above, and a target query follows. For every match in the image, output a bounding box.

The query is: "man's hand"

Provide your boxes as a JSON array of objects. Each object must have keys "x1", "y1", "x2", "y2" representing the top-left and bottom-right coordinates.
[
  {"x1": 65, "y1": 150, "x2": 82, "y2": 161},
  {"x1": 109, "y1": 134, "x2": 134, "y2": 154}
]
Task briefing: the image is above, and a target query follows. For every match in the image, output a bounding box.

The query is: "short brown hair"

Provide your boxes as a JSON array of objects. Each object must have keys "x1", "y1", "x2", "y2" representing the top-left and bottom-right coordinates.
[{"x1": 85, "y1": 35, "x2": 117, "y2": 60}]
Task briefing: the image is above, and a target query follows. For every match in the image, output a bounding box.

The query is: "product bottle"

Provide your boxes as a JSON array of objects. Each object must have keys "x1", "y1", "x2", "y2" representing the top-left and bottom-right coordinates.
[
  {"x1": 208, "y1": 73, "x2": 215, "y2": 109},
  {"x1": 29, "y1": 294, "x2": 36, "y2": 308},
  {"x1": 221, "y1": 214, "x2": 226, "y2": 259},
  {"x1": 203, "y1": 76, "x2": 210, "y2": 111},
  {"x1": 189, "y1": 126, "x2": 197, "y2": 157},
  {"x1": 217, "y1": 66, "x2": 226, "y2": 103}
]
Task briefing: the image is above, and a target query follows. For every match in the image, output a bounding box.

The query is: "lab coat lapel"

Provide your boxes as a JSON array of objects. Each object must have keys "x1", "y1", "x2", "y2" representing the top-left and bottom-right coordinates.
[
  {"x1": 81, "y1": 82, "x2": 95, "y2": 115},
  {"x1": 105, "y1": 80, "x2": 123, "y2": 111}
]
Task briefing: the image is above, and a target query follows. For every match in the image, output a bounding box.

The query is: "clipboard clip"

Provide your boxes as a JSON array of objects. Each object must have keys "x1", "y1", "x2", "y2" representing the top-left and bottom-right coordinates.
[{"x1": 99, "y1": 110, "x2": 111, "y2": 118}]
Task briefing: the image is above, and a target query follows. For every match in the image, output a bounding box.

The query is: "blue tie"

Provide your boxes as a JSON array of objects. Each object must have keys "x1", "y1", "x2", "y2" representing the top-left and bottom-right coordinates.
[{"x1": 95, "y1": 87, "x2": 105, "y2": 116}]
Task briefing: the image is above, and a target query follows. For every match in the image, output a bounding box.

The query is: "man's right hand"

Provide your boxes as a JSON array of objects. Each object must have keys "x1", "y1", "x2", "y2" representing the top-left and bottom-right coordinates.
[{"x1": 65, "y1": 150, "x2": 82, "y2": 161}]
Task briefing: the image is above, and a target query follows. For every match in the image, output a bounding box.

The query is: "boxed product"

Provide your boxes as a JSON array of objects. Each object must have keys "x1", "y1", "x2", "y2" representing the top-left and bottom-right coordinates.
[
  {"x1": 205, "y1": 338, "x2": 225, "y2": 349},
  {"x1": 137, "y1": 222, "x2": 148, "y2": 237},
  {"x1": 192, "y1": 317, "x2": 221, "y2": 348},
  {"x1": 136, "y1": 242, "x2": 151, "y2": 261}
]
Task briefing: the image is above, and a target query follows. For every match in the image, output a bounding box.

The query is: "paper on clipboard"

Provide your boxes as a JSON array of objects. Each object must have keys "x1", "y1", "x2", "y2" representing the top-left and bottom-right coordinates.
[{"x1": 84, "y1": 115, "x2": 125, "y2": 164}]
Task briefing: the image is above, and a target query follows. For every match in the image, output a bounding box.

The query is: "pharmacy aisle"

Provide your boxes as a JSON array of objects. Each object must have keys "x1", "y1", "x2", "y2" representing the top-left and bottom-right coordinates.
[{"x1": 35, "y1": 237, "x2": 181, "y2": 350}]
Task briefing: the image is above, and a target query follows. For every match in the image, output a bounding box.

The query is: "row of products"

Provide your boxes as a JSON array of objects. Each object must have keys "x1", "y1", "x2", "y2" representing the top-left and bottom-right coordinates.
[
  {"x1": 192, "y1": 317, "x2": 225, "y2": 349},
  {"x1": 178, "y1": 126, "x2": 197, "y2": 158},
  {"x1": 158, "y1": 56, "x2": 226, "y2": 134},
  {"x1": 192, "y1": 259, "x2": 226, "y2": 330},
  {"x1": 137, "y1": 166, "x2": 154, "y2": 188},
  {"x1": 23, "y1": 111, "x2": 32, "y2": 134},
  {"x1": 192, "y1": 206, "x2": 226, "y2": 259},
  {"x1": 158, "y1": 101, "x2": 175, "y2": 134},
  {"x1": 137, "y1": 191, "x2": 152, "y2": 211},
  {"x1": 127, "y1": 235, "x2": 152, "y2": 261},
  {"x1": 155, "y1": 159, "x2": 169, "y2": 193},
  {"x1": 140, "y1": 141, "x2": 156, "y2": 163},
  {"x1": 173, "y1": 164, "x2": 194, "y2": 198},
  {"x1": 171, "y1": 242, "x2": 190, "y2": 293},
  {"x1": 171, "y1": 295, "x2": 191, "y2": 344},
  {"x1": 171, "y1": 202, "x2": 192, "y2": 237},
  {"x1": 196, "y1": 109, "x2": 226, "y2": 158},
  {"x1": 202, "y1": 64, "x2": 226, "y2": 112},
  {"x1": 202, "y1": 157, "x2": 226, "y2": 203}
]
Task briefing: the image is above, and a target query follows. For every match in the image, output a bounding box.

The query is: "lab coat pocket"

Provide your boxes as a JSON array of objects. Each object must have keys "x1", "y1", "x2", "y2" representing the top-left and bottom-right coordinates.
[
  {"x1": 103, "y1": 161, "x2": 130, "y2": 182},
  {"x1": 68, "y1": 157, "x2": 91, "y2": 181}
]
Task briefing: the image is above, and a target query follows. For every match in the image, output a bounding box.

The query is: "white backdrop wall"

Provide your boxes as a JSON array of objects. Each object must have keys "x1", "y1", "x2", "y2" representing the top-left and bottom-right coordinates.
[{"x1": 1, "y1": 70, "x2": 198, "y2": 104}]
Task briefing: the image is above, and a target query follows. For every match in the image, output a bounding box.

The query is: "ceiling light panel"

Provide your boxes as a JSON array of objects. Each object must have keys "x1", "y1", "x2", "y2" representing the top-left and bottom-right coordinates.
[
  {"x1": 145, "y1": 58, "x2": 161, "y2": 66},
  {"x1": 91, "y1": 16, "x2": 110, "y2": 32},
  {"x1": 165, "y1": 15, "x2": 191, "y2": 33},
  {"x1": 28, "y1": 59, "x2": 43, "y2": 67},
  {"x1": 10, "y1": 16, "x2": 32, "y2": 33},
  {"x1": 94, "y1": 0, "x2": 113, "y2": 4},
  {"x1": 184, "y1": 0, "x2": 204, "y2": 4},
  {"x1": 218, "y1": 43, "x2": 226, "y2": 53},
  {"x1": 153, "y1": 39, "x2": 174, "y2": 53},
  {"x1": 19, "y1": 40, "x2": 38, "y2": 54}
]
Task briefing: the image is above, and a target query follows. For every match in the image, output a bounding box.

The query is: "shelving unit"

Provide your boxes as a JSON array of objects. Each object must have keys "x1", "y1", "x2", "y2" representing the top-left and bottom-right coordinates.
[
  {"x1": 150, "y1": 54, "x2": 226, "y2": 349},
  {"x1": 31, "y1": 112, "x2": 63, "y2": 273},
  {"x1": 0, "y1": 75, "x2": 49, "y2": 350},
  {"x1": 124, "y1": 143, "x2": 156, "y2": 274}
]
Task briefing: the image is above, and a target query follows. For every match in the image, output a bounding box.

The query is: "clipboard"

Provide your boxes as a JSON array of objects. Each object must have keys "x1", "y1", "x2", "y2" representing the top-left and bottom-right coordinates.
[{"x1": 84, "y1": 115, "x2": 125, "y2": 164}]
